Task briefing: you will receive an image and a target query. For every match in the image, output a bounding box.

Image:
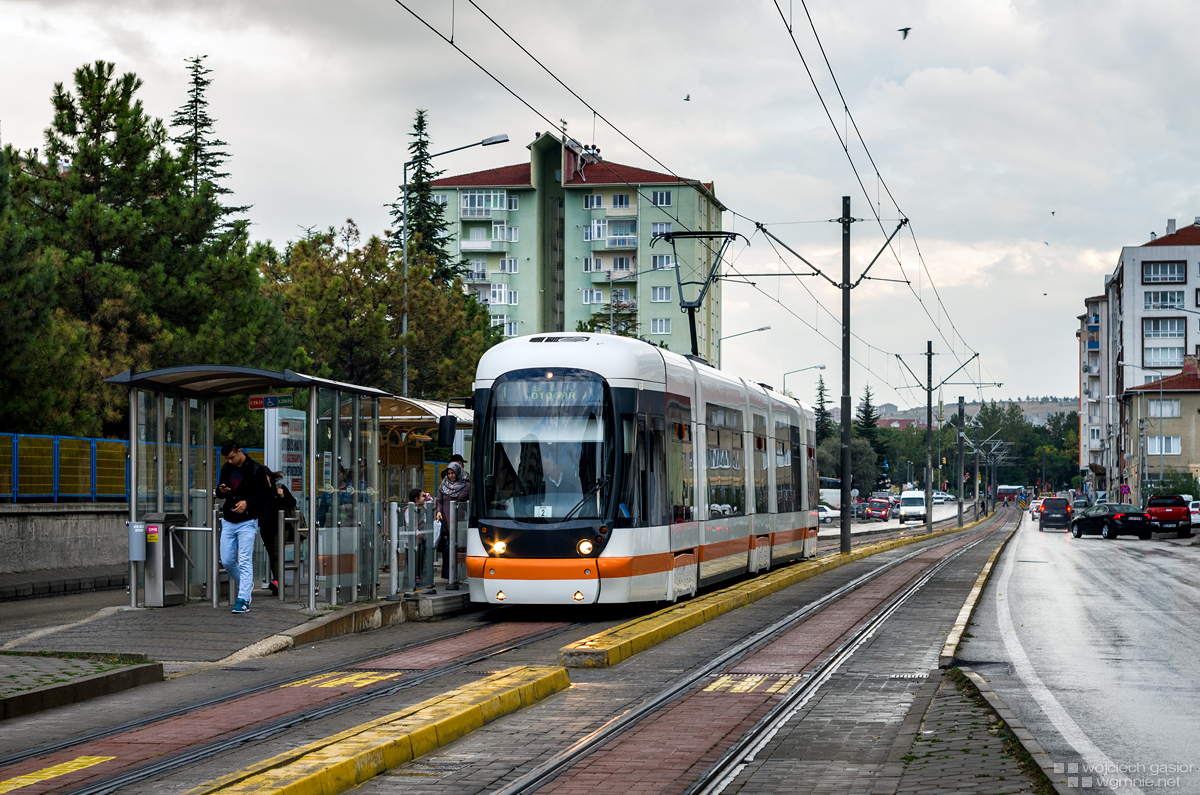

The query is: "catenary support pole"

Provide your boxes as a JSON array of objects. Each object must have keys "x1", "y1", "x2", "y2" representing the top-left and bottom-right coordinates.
[
  {"x1": 925, "y1": 341, "x2": 933, "y2": 534},
  {"x1": 957, "y1": 396, "x2": 964, "y2": 527},
  {"x1": 839, "y1": 196, "x2": 852, "y2": 555},
  {"x1": 974, "y1": 420, "x2": 980, "y2": 520}
]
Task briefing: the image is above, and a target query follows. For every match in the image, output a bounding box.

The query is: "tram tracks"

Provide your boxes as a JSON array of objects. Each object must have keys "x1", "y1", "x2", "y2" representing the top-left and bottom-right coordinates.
[{"x1": 491, "y1": 508, "x2": 1013, "y2": 795}]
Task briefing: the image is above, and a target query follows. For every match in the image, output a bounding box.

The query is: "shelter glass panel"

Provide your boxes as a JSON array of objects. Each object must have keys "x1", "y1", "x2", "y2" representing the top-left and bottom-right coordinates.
[
  {"x1": 164, "y1": 396, "x2": 185, "y2": 514},
  {"x1": 137, "y1": 391, "x2": 157, "y2": 520}
]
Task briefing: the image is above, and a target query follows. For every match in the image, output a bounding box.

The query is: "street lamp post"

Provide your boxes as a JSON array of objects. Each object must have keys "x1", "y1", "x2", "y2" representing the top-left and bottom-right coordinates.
[
  {"x1": 782, "y1": 364, "x2": 826, "y2": 395},
  {"x1": 717, "y1": 326, "x2": 770, "y2": 367},
  {"x1": 401, "y1": 133, "x2": 509, "y2": 397}
]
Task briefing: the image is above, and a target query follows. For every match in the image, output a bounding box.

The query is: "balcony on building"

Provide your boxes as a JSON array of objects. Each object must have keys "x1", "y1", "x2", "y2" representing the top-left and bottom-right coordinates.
[
  {"x1": 461, "y1": 239, "x2": 509, "y2": 253},
  {"x1": 461, "y1": 206, "x2": 507, "y2": 219},
  {"x1": 1087, "y1": 340, "x2": 1099, "y2": 350}
]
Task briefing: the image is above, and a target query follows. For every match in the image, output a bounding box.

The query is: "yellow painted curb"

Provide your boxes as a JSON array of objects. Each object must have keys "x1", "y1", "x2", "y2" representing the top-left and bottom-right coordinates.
[
  {"x1": 184, "y1": 666, "x2": 570, "y2": 795},
  {"x1": 940, "y1": 514, "x2": 1021, "y2": 667},
  {"x1": 560, "y1": 514, "x2": 1000, "y2": 668}
]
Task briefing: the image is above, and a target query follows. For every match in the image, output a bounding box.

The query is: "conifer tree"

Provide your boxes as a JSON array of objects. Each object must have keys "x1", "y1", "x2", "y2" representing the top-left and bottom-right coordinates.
[
  {"x1": 855, "y1": 384, "x2": 881, "y2": 453},
  {"x1": 814, "y1": 375, "x2": 835, "y2": 446},
  {"x1": 389, "y1": 109, "x2": 463, "y2": 283},
  {"x1": 170, "y1": 55, "x2": 248, "y2": 222}
]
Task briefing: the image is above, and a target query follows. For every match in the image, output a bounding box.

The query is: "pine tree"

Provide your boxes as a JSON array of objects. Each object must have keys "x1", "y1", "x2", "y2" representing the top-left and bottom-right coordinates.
[
  {"x1": 855, "y1": 384, "x2": 881, "y2": 453},
  {"x1": 814, "y1": 375, "x2": 835, "y2": 446},
  {"x1": 169, "y1": 55, "x2": 247, "y2": 222},
  {"x1": 389, "y1": 109, "x2": 463, "y2": 283}
]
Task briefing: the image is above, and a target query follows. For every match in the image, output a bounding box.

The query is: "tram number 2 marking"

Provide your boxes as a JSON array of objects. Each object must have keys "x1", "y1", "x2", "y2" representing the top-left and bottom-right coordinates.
[
  {"x1": 282, "y1": 671, "x2": 406, "y2": 689},
  {"x1": 703, "y1": 674, "x2": 804, "y2": 695}
]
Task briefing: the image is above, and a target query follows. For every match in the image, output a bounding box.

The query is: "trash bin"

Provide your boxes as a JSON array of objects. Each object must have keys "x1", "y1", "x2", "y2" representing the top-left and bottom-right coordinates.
[{"x1": 143, "y1": 512, "x2": 190, "y2": 607}]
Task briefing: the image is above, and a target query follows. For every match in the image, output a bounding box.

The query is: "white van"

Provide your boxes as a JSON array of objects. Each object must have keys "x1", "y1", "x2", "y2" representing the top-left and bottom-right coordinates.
[{"x1": 899, "y1": 490, "x2": 927, "y2": 522}]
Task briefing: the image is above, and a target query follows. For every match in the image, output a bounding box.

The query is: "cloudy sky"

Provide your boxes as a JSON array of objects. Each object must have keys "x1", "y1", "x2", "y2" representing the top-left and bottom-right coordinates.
[{"x1": 3, "y1": 0, "x2": 1196, "y2": 410}]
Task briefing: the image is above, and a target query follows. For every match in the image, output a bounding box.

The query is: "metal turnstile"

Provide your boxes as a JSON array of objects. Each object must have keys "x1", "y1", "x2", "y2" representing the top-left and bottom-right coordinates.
[{"x1": 142, "y1": 512, "x2": 191, "y2": 607}]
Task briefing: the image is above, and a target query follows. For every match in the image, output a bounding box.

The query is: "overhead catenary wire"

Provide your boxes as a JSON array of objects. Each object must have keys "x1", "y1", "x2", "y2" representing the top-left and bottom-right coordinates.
[{"x1": 391, "y1": 0, "x2": 974, "y2": 399}]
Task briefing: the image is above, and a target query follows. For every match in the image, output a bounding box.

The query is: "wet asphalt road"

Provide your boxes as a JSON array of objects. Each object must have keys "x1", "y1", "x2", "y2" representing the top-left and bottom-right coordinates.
[{"x1": 966, "y1": 515, "x2": 1200, "y2": 795}]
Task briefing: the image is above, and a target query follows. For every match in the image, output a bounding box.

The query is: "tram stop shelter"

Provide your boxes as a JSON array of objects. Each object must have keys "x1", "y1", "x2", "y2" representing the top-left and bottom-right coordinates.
[{"x1": 105, "y1": 365, "x2": 390, "y2": 611}]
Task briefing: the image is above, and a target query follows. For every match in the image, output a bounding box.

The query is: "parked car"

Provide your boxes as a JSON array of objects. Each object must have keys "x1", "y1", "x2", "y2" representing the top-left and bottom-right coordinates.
[
  {"x1": 1190, "y1": 500, "x2": 1200, "y2": 527},
  {"x1": 1071, "y1": 499, "x2": 1090, "y2": 511},
  {"x1": 1028, "y1": 498, "x2": 1043, "y2": 519},
  {"x1": 864, "y1": 498, "x2": 890, "y2": 521},
  {"x1": 1142, "y1": 495, "x2": 1193, "y2": 538},
  {"x1": 898, "y1": 490, "x2": 927, "y2": 522},
  {"x1": 1038, "y1": 497, "x2": 1072, "y2": 531},
  {"x1": 890, "y1": 496, "x2": 901, "y2": 518},
  {"x1": 816, "y1": 504, "x2": 840, "y2": 524},
  {"x1": 1071, "y1": 503, "x2": 1150, "y2": 539}
]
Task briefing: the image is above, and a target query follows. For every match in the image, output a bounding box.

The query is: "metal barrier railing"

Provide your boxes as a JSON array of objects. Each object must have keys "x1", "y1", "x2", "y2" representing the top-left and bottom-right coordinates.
[
  {"x1": 0, "y1": 433, "x2": 264, "y2": 503},
  {"x1": 387, "y1": 500, "x2": 468, "y2": 597}
]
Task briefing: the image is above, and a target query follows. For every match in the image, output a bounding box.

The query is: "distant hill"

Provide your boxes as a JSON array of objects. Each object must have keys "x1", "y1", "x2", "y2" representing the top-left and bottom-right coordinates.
[{"x1": 879, "y1": 397, "x2": 1079, "y2": 427}]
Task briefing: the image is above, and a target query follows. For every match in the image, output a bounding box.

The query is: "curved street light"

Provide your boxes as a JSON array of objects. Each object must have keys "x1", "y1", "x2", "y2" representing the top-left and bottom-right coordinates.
[
  {"x1": 782, "y1": 364, "x2": 826, "y2": 395},
  {"x1": 717, "y1": 326, "x2": 770, "y2": 367}
]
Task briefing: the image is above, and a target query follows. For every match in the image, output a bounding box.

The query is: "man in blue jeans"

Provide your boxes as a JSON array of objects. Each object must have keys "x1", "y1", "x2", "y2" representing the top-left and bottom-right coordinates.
[{"x1": 218, "y1": 440, "x2": 271, "y2": 613}]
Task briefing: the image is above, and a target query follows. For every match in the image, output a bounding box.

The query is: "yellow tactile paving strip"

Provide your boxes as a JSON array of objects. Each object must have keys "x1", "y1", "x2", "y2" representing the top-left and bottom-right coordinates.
[
  {"x1": 559, "y1": 516, "x2": 994, "y2": 669},
  {"x1": 185, "y1": 666, "x2": 569, "y2": 795}
]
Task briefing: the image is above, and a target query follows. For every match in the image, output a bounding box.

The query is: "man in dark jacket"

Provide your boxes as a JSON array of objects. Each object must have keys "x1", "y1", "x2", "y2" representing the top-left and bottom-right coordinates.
[{"x1": 218, "y1": 440, "x2": 271, "y2": 613}]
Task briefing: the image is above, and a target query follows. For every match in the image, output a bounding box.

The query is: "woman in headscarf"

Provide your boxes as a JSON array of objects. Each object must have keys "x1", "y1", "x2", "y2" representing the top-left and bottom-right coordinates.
[{"x1": 435, "y1": 461, "x2": 470, "y2": 581}]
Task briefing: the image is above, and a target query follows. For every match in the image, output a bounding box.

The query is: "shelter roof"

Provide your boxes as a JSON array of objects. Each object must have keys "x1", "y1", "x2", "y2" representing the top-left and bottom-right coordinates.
[{"x1": 105, "y1": 366, "x2": 389, "y2": 399}]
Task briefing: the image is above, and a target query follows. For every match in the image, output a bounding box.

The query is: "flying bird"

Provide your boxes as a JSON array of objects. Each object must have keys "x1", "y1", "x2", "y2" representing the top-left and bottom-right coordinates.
[
  {"x1": 898, "y1": 27, "x2": 911, "y2": 39},
  {"x1": 1044, "y1": 242, "x2": 1050, "y2": 246},
  {"x1": 684, "y1": 94, "x2": 690, "y2": 101},
  {"x1": 1051, "y1": 211, "x2": 1056, "y2": 216}
]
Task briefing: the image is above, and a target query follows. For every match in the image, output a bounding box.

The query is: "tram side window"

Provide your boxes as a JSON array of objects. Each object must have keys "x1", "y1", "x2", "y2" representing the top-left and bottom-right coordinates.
[
  {"x1": 775, "y1": 416, "x2": 796, "y2": 513},
  {"x1": 753, "y1": 413, "x2": 769, "y2": 514},
  {"x1": 706, "y1": 403, "x2": 745, "y2": 518},
  {"x1": 806, "y1": 447, "x2": 819, "y2": 512},
  {"x1": 648, "y1": 417, "x2": 667, "y2": 526},
  {"x1": 619, "y1": 417, "x2": 643, "y2": 528},
  {"x1": 668, "y1": 410, "x2": 694, "y2": 523}
]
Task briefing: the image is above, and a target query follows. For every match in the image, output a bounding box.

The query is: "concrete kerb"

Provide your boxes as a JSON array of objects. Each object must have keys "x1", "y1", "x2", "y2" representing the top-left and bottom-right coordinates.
[
  {"x1": 183, "y1": 665, "x2": 570, "y2": 795},
  {"x1": 958, "y1": 666, "x2": 1079, "y2": 795},
  {"x1": 0, "y1": 661, "x2": 163, "y2": 720},
  {"x1": 940, "y1": 512, "x2": 1022, "y2": 667},
  {"x1": 559, "y1": 512, "x2": 1002, "y2": 668}
]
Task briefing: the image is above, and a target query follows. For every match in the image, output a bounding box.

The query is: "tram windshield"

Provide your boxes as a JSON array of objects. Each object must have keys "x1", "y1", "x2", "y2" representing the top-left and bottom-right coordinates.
[{"x1": 481, "y1": 372, "x2": 612, "y2": 521}]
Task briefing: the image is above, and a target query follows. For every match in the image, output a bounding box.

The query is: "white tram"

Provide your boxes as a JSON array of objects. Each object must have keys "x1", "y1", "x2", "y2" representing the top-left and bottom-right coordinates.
[{"x1": 465, "y1": 333, "x2": 819, "y2": 605}]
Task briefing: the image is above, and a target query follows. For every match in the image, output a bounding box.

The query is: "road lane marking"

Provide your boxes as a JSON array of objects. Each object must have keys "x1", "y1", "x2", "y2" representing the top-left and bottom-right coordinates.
[
  {"x1": 996, "y1": 518, "x2": 1143, "y2": 795},
  {"x1": 0, "y1": 756, "x2": 115, "y2": 793}
]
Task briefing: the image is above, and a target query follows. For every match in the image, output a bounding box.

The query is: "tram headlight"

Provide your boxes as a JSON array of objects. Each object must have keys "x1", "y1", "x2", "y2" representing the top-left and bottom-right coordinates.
[
  {"x1": 573, "y1": 591, "x2": 585, "y2": 601},
  {"x1": 496, "y1": 590, "x2": 506, "y2": 601},
  {"x1": 577, "y1": 539, "x2": 594, "y2": 556},
  {"x1": 492, "y1": 540, "x2": 507, "y2": 555}
]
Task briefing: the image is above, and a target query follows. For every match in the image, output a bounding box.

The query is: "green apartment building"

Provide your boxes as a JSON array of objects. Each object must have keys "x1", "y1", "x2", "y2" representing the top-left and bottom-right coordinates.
[{"x1": 431, "y1": 133, "x2": 727, "y2": 364}]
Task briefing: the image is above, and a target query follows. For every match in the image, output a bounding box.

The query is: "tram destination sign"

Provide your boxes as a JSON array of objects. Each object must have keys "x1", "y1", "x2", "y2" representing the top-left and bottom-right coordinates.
[{"x1": 249, "y1": 393, "x2": 293, "y2": 410}]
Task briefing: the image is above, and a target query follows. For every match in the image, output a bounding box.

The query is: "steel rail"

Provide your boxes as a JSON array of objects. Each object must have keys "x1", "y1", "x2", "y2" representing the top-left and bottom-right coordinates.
[
  {"x1": 686, "y1": 510, "x2": 1016, "y2": 795},
  {"x1": 0, "y1": 621, "x2": 497, "y2": 769},
  {"x1": 491, "y1": 509, "x2": 1011, "y2": 795},
  {"x1": 62, "y1": 622, "x2": 583, "y2": 795}
]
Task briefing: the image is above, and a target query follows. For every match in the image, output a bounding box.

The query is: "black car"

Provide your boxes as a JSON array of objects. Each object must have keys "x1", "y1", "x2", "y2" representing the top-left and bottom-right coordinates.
[
  {"x1": 1070, "y1": 503, "x2": 1150, "y2": 540},
  {"x1": 1038, "y1": 497, "x2": 1072, "y2": 531}
]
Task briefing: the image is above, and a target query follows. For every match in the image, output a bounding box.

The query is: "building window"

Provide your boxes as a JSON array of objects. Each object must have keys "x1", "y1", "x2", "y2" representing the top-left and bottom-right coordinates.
[
  {"x1": 468, "y1": 226, "x2": 487, "y2": 241},
  {"x1": 652, "y1": 222, "x2": 672, "y2": 236},
  {"x1": 652, "y1": 190, "x2": 672, "y2": 207},
  {"x1": 612, "y1": 194, "x2": 630, "y2": 209},
  {"x1": 652, "y1": 255, "x2": 673, "y2": 270},
  {"x1": 587, "y1": 219, "x2": 607, "y2": 241},
  {"x1": 651, "y1": 286, "x2": 671, "y2": 302},
  {"x1": 490, "y1": 285, "x2": 517, "y2": 305},
  {"x1": 499, "y1": 258, "x2": 519, "y2": 273},
  {"x1": 1147, "y1": 436, "x2": 1182, "y2": 455},
  {"x1": 584, "y1": 194, "x2": 603, "y2": 209},
  {"x1": 1143, "y1": 261, "x2": 1186, "y2": 283},
  {"x1": 1145, "y1": 291, "x2": 1185, "y2": 310},
  {"x1": 433, "y1": 194, "x2": 447, "y2": 206},
  {"x1": 584, "y1": 257, "x2": 603, "y2": 272},
  {"x1": 462, "y1": 189, "x2": 505, "y2": 217},
  {"x1": 492, "y1": 221, "x2": 519, "y2": 241},
  {"x1": 1148, "y1": 399, "x2": 1181, "y2": 417},
  {"x1": 607, "y1": 219, "x2": 635, "y2": 246},
  {"x1": 651, "y1": 318, "x2": 672, "y2": 334},
  {"x1": 1144, "y1": 318, "x2": 1185, "y2": 339},
  {"x1": 507, "y1": 195, "x2": 519, "y2": 211},
  {"x1": 1089, "y1": 427, "x2": 1101, "y2": 442},
  {"x1": 583, "y1": 289, "x2": 604, "y2": 304},
  {"x1": 612, "y1": 288, "x2": 631, "y2": 304},
  {"x1": 1145, "y1": 347, "x2": 1184, "y2": 368},
  {"x1": 468, "y1": 258, "x2": 487, "y2": 280},
  {"x1": 611, "y1": 256, "x2": 631, "y2": 272}
]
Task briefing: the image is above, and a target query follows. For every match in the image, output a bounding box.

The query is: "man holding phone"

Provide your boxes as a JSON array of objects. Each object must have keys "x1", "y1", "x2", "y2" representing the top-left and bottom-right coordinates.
[{"x1": 218, "y1": 440, "x2": 271, "y2": 613}]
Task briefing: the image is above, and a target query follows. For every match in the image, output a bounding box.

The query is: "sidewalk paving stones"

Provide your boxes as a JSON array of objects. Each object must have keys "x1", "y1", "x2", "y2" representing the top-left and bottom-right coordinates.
[{"x1": 0, "y1": 564, "x2": 129, "y2": 602}]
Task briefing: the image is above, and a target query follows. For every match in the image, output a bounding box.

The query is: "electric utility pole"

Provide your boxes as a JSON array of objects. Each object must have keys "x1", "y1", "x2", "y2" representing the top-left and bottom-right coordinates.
[
  {"x1": 840, "y1": 196, "x2": 853, "y2": 554},
  {"x1": 925, "y1": 341, "x2": 933, "y2": 534},
  {"x1": 974, "y1": 420, "x2": 980, "y2": 519},
  {"x1": 957, "y1": 396, "x2": 965, "y2": 527}
]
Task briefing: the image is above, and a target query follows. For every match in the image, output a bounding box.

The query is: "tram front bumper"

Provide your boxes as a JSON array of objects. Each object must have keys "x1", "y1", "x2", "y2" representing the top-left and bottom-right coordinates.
[{"x1": 467, "y1": 557, "x2": 600, "y2": 604}]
